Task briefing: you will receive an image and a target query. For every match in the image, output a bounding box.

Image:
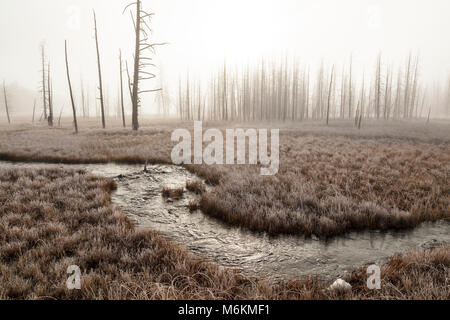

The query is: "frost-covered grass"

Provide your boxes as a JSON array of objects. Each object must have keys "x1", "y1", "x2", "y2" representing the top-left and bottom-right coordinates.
[
  {"x1": 0, "y1": 167, "x2": 448, "y2": 300},
  {"x1": 0, "y1": 168, "x2": 293, "y2": 299},
  {"x1": 0, "y1": 118, "x2": 448, "y2": 237}
]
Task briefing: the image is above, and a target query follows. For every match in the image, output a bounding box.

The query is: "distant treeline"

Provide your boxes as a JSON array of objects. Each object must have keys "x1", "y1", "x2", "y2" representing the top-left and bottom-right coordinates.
[{"x1": 176, "y1": 53, "x2": 450, "y2": 123}]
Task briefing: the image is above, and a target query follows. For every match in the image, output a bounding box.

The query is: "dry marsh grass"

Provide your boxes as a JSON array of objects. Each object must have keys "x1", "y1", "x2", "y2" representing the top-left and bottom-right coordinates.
[
  {"x1": 188, "y1": 200, "x2": 200, "y2": 212},
  {"x1": 347, "y1": 245, "x2": 450, "y2": 300},
  {"x1": 0, "y1": 167, "x2": 448, "y2": 300},
  {"x1": 0, "y1": 119, "x2": 448, "y2": 237},
  {"x1": 200, "y1": 135, "x2": 450, "y2": 237},
  {"x1": 162, "y1": 186, "x2": 185, "y2": 199},
  {"x1": 186, "y1": 180, "x2": 206, "y2": 194},
  {"x1": 0, "y1": 168, "x2": 293, "y2": 300}
]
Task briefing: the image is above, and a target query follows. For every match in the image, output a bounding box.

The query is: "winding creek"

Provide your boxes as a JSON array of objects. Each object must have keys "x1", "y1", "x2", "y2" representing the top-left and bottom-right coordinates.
[{"x1": 1, "y1": 161, "x2": 449, "y2": 281}]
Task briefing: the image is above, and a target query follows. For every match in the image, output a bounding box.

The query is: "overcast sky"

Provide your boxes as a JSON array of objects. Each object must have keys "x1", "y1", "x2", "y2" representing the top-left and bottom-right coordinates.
[{"x1": 1, "y1": 0, "x2": 450, "y2": 113}]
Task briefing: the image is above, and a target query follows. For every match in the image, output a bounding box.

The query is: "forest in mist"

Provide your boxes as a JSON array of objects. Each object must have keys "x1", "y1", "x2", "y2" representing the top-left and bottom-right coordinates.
[
  {"x1": 1, "y1": 0, "x2": 450, "y2": 127},
  {"x1": 178, "y1": 53, "x2": 450, "y2": 123}
]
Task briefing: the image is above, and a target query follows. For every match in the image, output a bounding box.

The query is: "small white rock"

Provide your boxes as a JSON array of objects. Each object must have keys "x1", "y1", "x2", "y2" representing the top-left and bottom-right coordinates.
[{"x1": 329, "y1": 279, "x2": 352, "y2": 291}]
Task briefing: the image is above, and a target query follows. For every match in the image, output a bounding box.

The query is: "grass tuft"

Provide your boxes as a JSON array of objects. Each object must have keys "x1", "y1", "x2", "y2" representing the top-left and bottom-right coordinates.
[
  {"x1": 186, "y1": 180, "x2": 206, "y2": 194},
  {"x1": 162, "y1": 186, "x2": 185, "y2": 199}
]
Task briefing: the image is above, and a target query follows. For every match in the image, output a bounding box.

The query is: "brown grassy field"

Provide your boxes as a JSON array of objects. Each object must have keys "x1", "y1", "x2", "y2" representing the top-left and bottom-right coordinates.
[
  {"x1": 0, "y1": 166, "x2": 448, "y2": 300},
  {"x1": 0, "y1": 118, "x2": 448, "y2": 237}
]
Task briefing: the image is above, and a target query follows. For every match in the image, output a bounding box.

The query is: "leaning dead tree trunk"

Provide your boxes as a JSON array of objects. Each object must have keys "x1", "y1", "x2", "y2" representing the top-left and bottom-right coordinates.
[
  {"x1": 93, "y1": 11, "x2": 106, "y2": 129},
  {"x1": 119, "y1": 49, "x2": 126, "y2": 128},
  {"x1": 58, "y1": 105, "x2": 64, "y2": 127},
  {"x1": 326, "y1": 65, "x2": 335, "y2": 125},
  {"x1": 80, "y1": 79, "x2": 86, "y2": 118},
  {"x1": 3, "y1": 81, "x2": 10, "y2": 124},
  {"x1": 65, "y1": 40, "x2": 78, "y2": 134},
  {"x1": 125, "y1": 61, "x2": 134, "y2": 103},
  {"x1": 41, "y1": 44, "x2": 47, "y2": 121},
  {"x1": 404, "y1": 52, "x2": 412, "y2": 118},
  {"x1": 32, "y1": 99, "x2": 36, "y2": 123},
  {"x1": 125, "y1": 0, "x2": 165, "y2": 131},
  {"x1": 47, "y1": 63, "x2": 53, "y2": 126}
]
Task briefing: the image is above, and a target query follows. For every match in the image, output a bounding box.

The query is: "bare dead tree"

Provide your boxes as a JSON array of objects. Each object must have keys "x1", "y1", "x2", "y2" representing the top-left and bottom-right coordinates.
[
  {"x1": 358, "y1": 76, "x2": 365, "y2": 129},
  {"x1": 375, "y1": 53, "x2": 382, "y2": 119},
  {"x1": 410, "y1": 55, "x2": 419, "y2": 118},
  {"x1": 3, "y1": 81, "x2": 10, "y2": 124},
  {"x1": 383, "y1": 67, "x2": 392, "y2": 119},
  {"x1": 394, "y1": 68, "x2": 402, "y2": 119},
  {"x1": 223, "y1": 60, "x2": 228, "y2": 121},
  {"x1": 348, "y1": 54, "x2": 353, "y2": 119},
  {"x1": 124, "y1": 0, "x2": 165, "y2": 131},
  {"x1": 80, "y1": 79, "x2": 86, "y2": 118},
  {"x1": 326, "y1": 65, "x2": 335, "y2": 125},
  {"x1": 125, "y1": 61, "x2": 134, "y2": 103},
  {"x1": 58, "y1": 105, "x2": 64, "y2": 127},
  {"x1": 40, "y1": 43, "x2": 48, "y2": 121},
  {"x1": 305, "y1": 67, "x2": 310, "y2": 120},
  {"x1": 404, "y1": 52, "x2": 412, "y2": 118},
  {"x1": 340, "y1": 65, "x2": 346, "y2": 119},
  {"x1": 185, "y1": 72, "x2": 191, "y2": 120},
  {"x1": 178, "y1": 76, "x2": 183, "y2": 120},
  {"x1": 119, "y1": 49, "x2": 126, "y2": 127},
  {"x1": 32, "y1": 99, "x2": 36, "y2": 123},
  {"x1": 197, "y1": 81, "x2": 201, "y2": 120},
  {"x1": 315, "y1": 60, "x2": 324, "y2": 119},
  {"x1": 47, "y1": 63, "x2": 53, "y2": 126},
  {"x1": 65, "y1": 40, "x2": 78, "y2": 134},
  {"x1": 93, "y1": 10, "x2": 106, "y2": 129},
  {"x1": 419, "y1": 89, "x2": 427, "y2": 118}
]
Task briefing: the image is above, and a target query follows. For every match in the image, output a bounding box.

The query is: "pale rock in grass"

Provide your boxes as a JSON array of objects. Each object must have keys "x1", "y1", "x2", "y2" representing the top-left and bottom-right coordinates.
[{"x1": 329, "y1": 279, "x2": 352, "y2": 291}]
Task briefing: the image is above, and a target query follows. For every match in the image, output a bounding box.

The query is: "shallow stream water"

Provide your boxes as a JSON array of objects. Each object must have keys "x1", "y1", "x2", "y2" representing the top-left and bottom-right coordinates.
[{"x1": 1, "y1": 161, "x2": 448, "y2": 280}]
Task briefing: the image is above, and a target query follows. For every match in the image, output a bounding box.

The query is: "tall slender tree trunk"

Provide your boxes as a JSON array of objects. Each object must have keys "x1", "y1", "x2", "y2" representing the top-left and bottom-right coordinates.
[
  {"x1": 119, "y1": 50, "x2": 126, "y2": 127},
  {"x1": 348, "y1": 54, "x2": 353, "y2": 119},
  {"x1": 81, "y1": 79, "x2": 86, "y2": 118},
  {"x1": 326, "y1": 65, "x2": 335, "y2": 125},
  {"x1": 131, "y1": 0, "x2": 141, "y2": 131},
  {"x1": 394, "y1": 69, "x2": 402, "y2": 119},
  {"x1": 93, "y1": 11, "x2": 106, "y2": 129},
  {"x1": 41, "y1": 45, "x2": 47, "y2": 121},
  {"x1": 410, "y1": 57, "x2": 419, "y2": 118},
  {"x1": 65, "y1": 40, "x2": 78, "y2": 134},
  {"x1": 384, "y1": 68, "x2": 391, "y2": 120},
  {"x1": 306, "y1": 68, "x2": 310, "y2": 120},
  {"x1": 358, "y1": 77, "x2": 365, "y2": 129},
  {"x1": 404, "y1": 53, "x2": 412, "y2": 118},
  {"x1": 375, "y1": 53, "x2": 382, "y2": 119},
  {"x1": 125, "y1": 61, "x2": 134, "y2": 103},
  {"x1": 3, "y1": 81, "x2": 10, "y2": 124},
  {"x1": 47, "y1": 63, "x2": 53, "y2": 126},
  {"x1": 32, "y1": 99, "x2": 36, "y2": 123}
]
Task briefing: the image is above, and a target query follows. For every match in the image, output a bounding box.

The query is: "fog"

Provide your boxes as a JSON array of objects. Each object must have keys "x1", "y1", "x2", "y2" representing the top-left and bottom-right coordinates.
[{"x1": 1, "y1": 0, "x2": 450, "y2": 116}]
